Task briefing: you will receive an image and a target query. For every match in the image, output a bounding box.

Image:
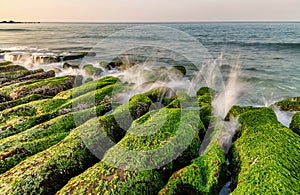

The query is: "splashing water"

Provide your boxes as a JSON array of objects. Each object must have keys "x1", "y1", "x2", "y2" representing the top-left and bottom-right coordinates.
[
  {"x1": 200, "y1": 55, "x2": 245, "y2": 155},
  {"x1": 199, "y1": 118, "x2": 239, "y2": 155},
  {"x1": 262, "y1": 95, "x2": 297, "y2": 127},
  {"x1": 109, "y1": 57, "x2": 190, "y2": 103},
  {"x1": 217, "y1": 118, "x2": 239, "y2": 154},
  {"x1": 212, "y1": 56, "x2": 246, "y2": 119},
  {"x1": 272, "y1": 106, "x2": 296, "y2": 127}
]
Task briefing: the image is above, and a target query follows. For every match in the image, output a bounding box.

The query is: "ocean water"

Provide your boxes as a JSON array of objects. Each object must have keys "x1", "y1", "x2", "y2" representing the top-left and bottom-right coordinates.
[{"x1": 0, "y1": 22, "x2": 299, "y2": 106}]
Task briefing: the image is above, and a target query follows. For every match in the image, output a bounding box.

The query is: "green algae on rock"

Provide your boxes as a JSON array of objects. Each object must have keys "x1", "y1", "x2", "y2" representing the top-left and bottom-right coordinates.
[
  {"x1": 83, "y1": 64, "x2": 103, "y2": 76},
  {"x1": 0, "y1": 104, "x2": 110, "y2": 174},
  {"x1": 0, "y1": 120, "x2": 100, "y2": 195},
  {"x1": 0, "y1": 64, "x2": 27, "y2": 72},
  {"x1": 57, "y1": 161, "x2": 165, "y2": 195},
  {"x1": 229, "y1": 108, "x2": 300, "y2": 194},
  {"x1": 0, "y1": 92, "x2": 157, "y2": 194},
  {"x1": 0, "y1": 61, "x2": 12, "y2": 66},
  {"x1": 0, "y1": 94, "x2": 51, "y2": 111},
  {"x1": 224, "y1": 105, "x2": 261, "y2": 121},
  {"x1": 57, "y1": 108, "x2": 205, "y2": 194},
  {"x1": 0, "y1": 98, "x2": 67, "y2": 124},
  {"x1": 0, "y1": 75, "x2": 79, "y2": 102},
  {"x1": 159, "y1": 142, "x2": 227, "y2": 195},
  {"x1": 197, "y1": 87, "x2": 215, "y2": 129},
  {"x1": 54, "y1": 76, "x2": 119, "y2": 100},
  {"x1": 290, "y1": 112, "x2": 300, "y2": 135},
  {"x1": 62, "y1": 62, "x2": 79, "y2": 69},
  {"x1": 274, "y1": 97, "x2": 300, "y2": 111},
  {"x1": 103, "y1": 108, "x2": 203, "y2": 171},
  {"x1": 0, "y1": 76, "x2": 122, "y2": 139}
]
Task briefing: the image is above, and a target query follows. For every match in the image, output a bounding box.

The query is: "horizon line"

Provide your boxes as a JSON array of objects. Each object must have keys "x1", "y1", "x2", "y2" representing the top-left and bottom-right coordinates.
[
  {"x1": 39, "y1": 20, "x2": 300, "y2": 23},
  {"x1": 3, "y1": 19, "x2": 300, "y2": 24}
]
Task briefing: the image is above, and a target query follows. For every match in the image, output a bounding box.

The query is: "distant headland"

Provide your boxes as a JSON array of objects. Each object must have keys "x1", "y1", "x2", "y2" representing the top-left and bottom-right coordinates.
[{"x1": 0, "y1": 20, "x2": 40, "y2": 24}]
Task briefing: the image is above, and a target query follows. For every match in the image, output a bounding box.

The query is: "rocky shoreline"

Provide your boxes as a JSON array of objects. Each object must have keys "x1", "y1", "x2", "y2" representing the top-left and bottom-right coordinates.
[{"x1": 0, "y1": 60, "x2": 299, "y2": 194}]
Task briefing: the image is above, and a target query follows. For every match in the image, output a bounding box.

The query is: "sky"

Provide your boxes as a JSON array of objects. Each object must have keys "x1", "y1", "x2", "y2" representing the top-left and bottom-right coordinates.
[{"x1": 1, "y1": 0, "x2": 300, "y2": 22}]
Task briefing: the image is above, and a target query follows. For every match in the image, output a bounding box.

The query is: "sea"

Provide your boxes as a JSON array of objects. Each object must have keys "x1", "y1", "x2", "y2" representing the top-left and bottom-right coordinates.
[{"x1": 0, "y1": 22, "x2": 299, "y2": 108}]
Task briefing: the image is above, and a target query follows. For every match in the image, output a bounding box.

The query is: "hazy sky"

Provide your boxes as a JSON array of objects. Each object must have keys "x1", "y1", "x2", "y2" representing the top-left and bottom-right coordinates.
[{"x1": 1, "y1": 0, "x2": 300, "y2": 22}]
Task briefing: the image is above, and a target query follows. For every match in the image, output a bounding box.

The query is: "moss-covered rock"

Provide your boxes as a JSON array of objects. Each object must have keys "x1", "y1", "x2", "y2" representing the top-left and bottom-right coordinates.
[
  {"x1": 107, "y1": 59, "x2": 126, "y2": 70},
  {"x1": 62, "y1": 54, "x2": 84, "y2": 61},
  {"x1": 0, "y1": 79, "x2": 40, "y2": 97},
  {"x1": 0, "y1": 61, "x2": 12, "y2": 66},
  {"x1": 0, "y1": 68, "x2": 52, "y2": 86},
  {"x1": 84, "y1": 77, "x2": 93, "y2": 83},
  {"x1": 0, "y1": 69, "x2": 45, "y2": 82},
  {"x1": 0, "y1": 64, "x2": 27, "y2": 72},
  {"x1": 0, "y1": 79, "x2": 122, "y2": 138},
  {"x1": 57, "y1": 108, "x2": 205, "y2": 194},
  {"x1": 66, "y1": 82, "x2": 125, "y2": 111},
  {"x1": 290, "y1": 112, "x2": 300, "y2": 135},
  {"x1": 172, "y1": 65, "x2": 186, "y2": 76},
  {"x1": 0, "y1": 113, "x2": 55, "y2": 140},
  {"x1": 0, "y1": 104, "x2": 110, "y2": 174},
  {"x1": 0, "y1": 77, "x2": 121, "y2": 139},
  {"x1": 0, "y1": 92, "x2": 156, "y2": 194},
  {"x1": 57, "y1": 162, "x2": 165, "y2": 195},
  {"x1": 143, "y1": 87, "x2": 175, "y2": 106},
  {"x1": 0, "y1": 98, "x2": 67, "y2": 125},
  {"x1": 224, "y1": 105, "x2": 261, "y2": 121},
  {"x1": 159, "y1": 142, "x2": 227, "y2": 195},
  {"x1": 229, "y1": 108, "x2": 300, "y2": 194},
  {"x1": 0, "y1": 70, "x2": 30, "y2": 80},
  {"x1": 197, "y1": 87, "x2": 215, "y2": 129},
  {"x1": 0, "y1": 94, "x2": 51, "y2": 112},
  {"x1": 0, "y1": 119, "x2": 102, "y2": 195},
  {"x1": 15, "y1": 70, "x2": 55, "y2": 83},
  {"x1": 62, "y1": 62, "x2": 79, "y2": 69},
  {"x1": 274, "y1": 97, "x2": 300, "y2": 111},
  {"x1": 166, "y1": 92, "x2": 198, "y2": 109},
  {"x1": 0, "y1": 75, "x2": 79, "y2": 102},
  {"x1": 54, "y1": 76, "x2": 118, "y2": 100},
  {"x1": 83, "y1": 64, "x2": 102, "y2": 76}
]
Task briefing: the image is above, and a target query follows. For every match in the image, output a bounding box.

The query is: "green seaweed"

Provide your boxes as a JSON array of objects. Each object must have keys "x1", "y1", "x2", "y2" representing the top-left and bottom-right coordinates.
[
  {"x1": 0, "y1": 104, "x2": 110, "y2": 174},
  {"x1": 224, "y1": 105, "x2": 261, "y2": 121},
  {"x1": 54, "y1": 76, "x2": 118, "y2": 100},
  {"x1": 0, "y1": 118, "x2": 101, "y2": 195},
  {"x1": 229, "y1": 108, "x2": 300, "y2": 194},
  {"x1": 57, "y1": 108, "x2": 205, "y2": 194},
  {"x1": 0, "y1": 70, "x2": 30, "y2": 79},
  {"x1": 159, "y1": 142, "x2": 227, "y2": 195},
  {"x1": 83, "y1": 64, "x2": 103, "y2": 76},
  {"x1": 57, "y1": 161, "x2": 165, "y2": 195},
  {"x1": 0, "y1": 61, "x2": 12, "y2": 66},
  {"x1": 274, "y1": 97, "x2": 300, "y2": 111},
  {"x1": 0, "y1": 92, "x2": 156, "y2": 194},
  {"x1": 0, "y1": 98, "x2": 67, "y2": 124},
  {"x1": 197, "y1": 87, "x2": 215, "y2": 129},
  {"x1": 0, "y1": 75, "x2": 78, "y2": 101},
  {"x1": 0, "y1": 64, "x2": 27, "y2": 72}
]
